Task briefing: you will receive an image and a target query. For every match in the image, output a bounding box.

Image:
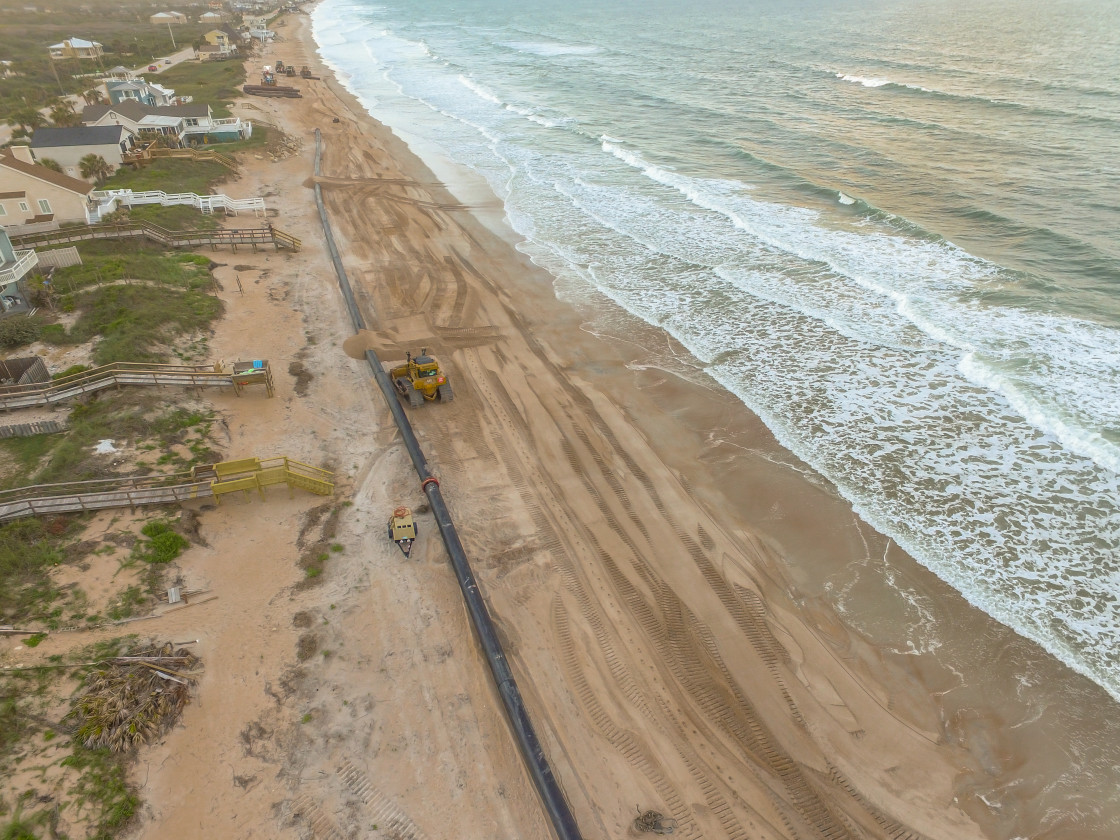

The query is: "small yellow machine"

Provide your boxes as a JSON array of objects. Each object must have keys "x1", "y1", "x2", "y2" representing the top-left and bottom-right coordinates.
[
  {"x1": 387, "y1": 350, "x2": 454, "y2": 407},
  {"x1": 388, "y1": 506, "x2": 417, "y2": 557}
]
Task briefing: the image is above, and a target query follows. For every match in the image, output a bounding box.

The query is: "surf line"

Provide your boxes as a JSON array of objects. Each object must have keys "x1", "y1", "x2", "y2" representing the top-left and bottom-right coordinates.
[{"x1": 313, "y1": 128, "x2": 583, "y2": 840}]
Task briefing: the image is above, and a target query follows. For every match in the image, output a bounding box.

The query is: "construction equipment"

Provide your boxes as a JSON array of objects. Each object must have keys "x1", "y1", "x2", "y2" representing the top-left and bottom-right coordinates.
[
  {"x1": 388, "y1": 506, "x2": 417, "y2": 557},
  {"x1": 299, "y1": 65, "x2": 319, "y2": 79},
  {"x1": 285, "y1": 64, "x2": 297, "y2": 76},
  {"x1": 275, "y1": 60, "x2": 285, "y2": 73},
  {"x1": 387, "y1": 350, "x2": 453, "y2": 407},
  {"x1": 261, "y1": 65, "x2": 277, "y2": 85}
]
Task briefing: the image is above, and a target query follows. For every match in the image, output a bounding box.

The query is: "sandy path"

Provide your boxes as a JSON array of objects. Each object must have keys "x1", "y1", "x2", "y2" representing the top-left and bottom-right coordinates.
[{"x1": 111, "y1": 11, "x2": 997, "y2": 840}]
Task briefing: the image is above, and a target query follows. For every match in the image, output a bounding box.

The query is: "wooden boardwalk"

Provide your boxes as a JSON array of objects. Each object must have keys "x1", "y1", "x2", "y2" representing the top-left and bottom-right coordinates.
[
  {"x1": 0, "y1": 473, "x2": 213, "y2": 523},
  {"x1": 0, "y1": 457, "x2": 333, "y2": 523},
  {"x1": 10, "y1": 220, "x2": 300, "y2": 252},
  {"x1": 0, "y1": 363, "x2": 241, "y2": 411}
]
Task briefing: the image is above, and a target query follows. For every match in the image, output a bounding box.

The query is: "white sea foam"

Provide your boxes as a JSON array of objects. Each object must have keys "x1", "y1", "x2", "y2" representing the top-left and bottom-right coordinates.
[
  {"x1": 501, "y1": 40, "x2": 599, "y2": 56},
  {"x1": 459, "y1": 75, "x2": 502, "y2": 105},
  {"x1": 598, "y1": 139, "x2": 1120, "y2": 473},
  {"x1": 835, "y1": 71, "x2": 933, "y2": 92},
  {"x1": 836, "y1": 72, "x2": 890, "y2": 87},
  {"x1": 838, "y1": 191, "x2": 856, "y2": 204}
]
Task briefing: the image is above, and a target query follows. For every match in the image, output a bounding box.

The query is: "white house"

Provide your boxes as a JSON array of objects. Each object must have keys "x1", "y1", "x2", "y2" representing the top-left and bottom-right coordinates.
[{"x1": 149, "y1": 11, "x2": 187, "y2": 24}]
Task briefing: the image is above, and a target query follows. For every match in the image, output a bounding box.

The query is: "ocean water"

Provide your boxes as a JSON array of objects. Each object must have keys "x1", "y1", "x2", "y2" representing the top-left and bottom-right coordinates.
[{"x1": 311, "y1": 0, "x2": 1120, "y2": 725}]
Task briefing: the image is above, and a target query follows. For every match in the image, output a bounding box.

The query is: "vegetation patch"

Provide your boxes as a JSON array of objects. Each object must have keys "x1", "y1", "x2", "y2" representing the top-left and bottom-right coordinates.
[
  {"x1": 132, "y1": 521, "x2": 188, "y2": 566},
  {"x1": 99, "y1": 158, "x2": 233, "y2": 199},
  {"x1": 123, "y1": 203, "x2": 222, "y2": 232},
  {"x1": 0, "y1": 319, "x2": 41, "y2": 350},
  {"x1": 0, "y1": 634, "x2": 153, "y2": 840},
  {"x1": 0, "y1": 394, "x2": 219, "y2": 489},
  {"x1": 48, "y1": 240, "x2": 215, "y2": 295},
  {"x1": 0, "y1": 517, "x2": 83, "y2": 626},
  {"x1": 45, "y1": 283, "x2": 222, "y2": 366}
]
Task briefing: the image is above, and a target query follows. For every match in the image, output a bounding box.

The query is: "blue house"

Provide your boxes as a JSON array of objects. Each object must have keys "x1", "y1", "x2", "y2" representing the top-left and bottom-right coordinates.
[{"x1": 106, "y1": 78, "x2": 176, "y2": 107}]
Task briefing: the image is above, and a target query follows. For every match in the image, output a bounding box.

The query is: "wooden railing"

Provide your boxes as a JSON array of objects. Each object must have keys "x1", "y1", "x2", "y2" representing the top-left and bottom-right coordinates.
[
  {"x1": 0, "y1": 362, "x2": 235, "y2": 410},
  {"x1": 9, "y1": 220, "x2": 300, "y2": 252},
  {"x1": 90, "y1": 188, "x2": 265, "y2": 217},
  {"x1": 149, "y1": 147, "x2": 239, "y2": 169},
  {"x1": 0, "y1": 470, "x2": 212, "y2": 523},
  {"x1": 0, "y1": 456, "x2": 333, "y2": 522}
]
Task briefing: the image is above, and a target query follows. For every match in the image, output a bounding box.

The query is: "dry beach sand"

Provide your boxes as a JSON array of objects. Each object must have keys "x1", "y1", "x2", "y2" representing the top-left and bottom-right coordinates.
[{"x1": 14, "y1": 9, "x2": 1111, "y2": 840}]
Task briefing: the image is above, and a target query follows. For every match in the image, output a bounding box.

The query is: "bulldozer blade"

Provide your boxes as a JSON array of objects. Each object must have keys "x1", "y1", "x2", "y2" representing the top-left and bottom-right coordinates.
[{"x1": 396, "y1": 539, "x2": 414, "y2": 557}]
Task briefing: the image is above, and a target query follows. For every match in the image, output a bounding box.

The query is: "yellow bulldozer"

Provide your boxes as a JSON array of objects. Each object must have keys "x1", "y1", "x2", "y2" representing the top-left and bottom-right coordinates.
[{"x1": 387, "y1": 350, "x2": 454, "y2": 406}]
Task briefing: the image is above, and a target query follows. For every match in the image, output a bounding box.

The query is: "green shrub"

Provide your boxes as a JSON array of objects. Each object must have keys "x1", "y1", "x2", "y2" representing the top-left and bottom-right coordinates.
[
  {"x1": 0, "y1": 318, "x2": 40, "y2": 348},
  {"x1": 38, "y1": 323, "x2": 70, "y2": 343},
  {"x1": 136, "y1": 521, "x2": 188, "y2": 564}
]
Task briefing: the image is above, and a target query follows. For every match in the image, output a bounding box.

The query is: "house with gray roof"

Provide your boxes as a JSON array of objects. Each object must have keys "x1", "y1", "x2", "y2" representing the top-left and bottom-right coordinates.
[
  {"x1": 82, "y1": 101, "x2": 251, "y2": 145},
  {"x1": 28, "y1": 126, "x2": 138, "y2": 180}
]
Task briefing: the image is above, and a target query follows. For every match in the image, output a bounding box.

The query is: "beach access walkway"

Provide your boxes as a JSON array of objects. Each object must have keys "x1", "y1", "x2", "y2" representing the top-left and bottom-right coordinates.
[
  {"x1": 9, "y1": 220, "x2": 301, "y2": 253},
  {"x1": 0, "y1": 361, "x2": 274, "y2": 412},
  {"x1": 0, "y1": 456, "x2": 334, "y2": 523}
]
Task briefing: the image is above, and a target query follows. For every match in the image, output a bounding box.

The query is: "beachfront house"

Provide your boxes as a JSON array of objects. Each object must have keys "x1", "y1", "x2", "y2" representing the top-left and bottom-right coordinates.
[
  {"x1": 201, "y1": 27, "x2": 241, "y2": 54},
  {"x1": 47, "y1": 37, "x2": 104, "y2": 61},
  {"x1": 82, "y1": 101, "x2": 251, "y2": 145},
  {"x1": 200, "y1": 10, "x2": 226, "y2": 23},
  {"x1": 82, "y1": 101, "x2": 187, "y2": 148},
  {"x1": 106, "y1": 78, "x2": 177, "y2": 108},
  {"x1": 0, "y1": 147, "x2": 96, "y2": 228},
  {"x1": 29, "y1": 126, "x2": 138, "y2": 180},
  {"x1": 149, "y1": 11, "x2": 188, "y2": 24},
  {"x1": 0, "y1": 230, "x2": 39, "y2": 318}
]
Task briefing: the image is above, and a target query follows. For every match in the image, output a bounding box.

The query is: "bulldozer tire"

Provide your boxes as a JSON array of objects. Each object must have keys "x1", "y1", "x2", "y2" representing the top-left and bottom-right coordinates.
[
  {"x1": 408, "y1": 387, "x2": 424, "y2": 407},
  {"x1": 438, "y1": 383, "x2": 454, "y2": 402}
]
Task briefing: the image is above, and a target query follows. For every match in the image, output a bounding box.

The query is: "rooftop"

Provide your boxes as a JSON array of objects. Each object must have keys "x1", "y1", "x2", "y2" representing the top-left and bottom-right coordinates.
[
  {"x1": 0, "y1": 148, "x2": 94, "y2": 195},
  {"x1": 30, "y1": 125, "x2": 132, "y2": 148}
]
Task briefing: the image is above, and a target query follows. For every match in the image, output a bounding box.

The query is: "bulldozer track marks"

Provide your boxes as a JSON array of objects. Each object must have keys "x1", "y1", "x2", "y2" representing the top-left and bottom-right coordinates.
[
  {"x1": 462, "y1": 345, "x2": 866, "y2": 839},
  {"x1": 697, "y1": 523, "x2": 716, "y2": 552},
  {"x1": 552, "y1": 598, "x2": 702, "y2": 839},
  {"x1": 818, "y1": 764, "x2": 929, "y2": 840},
  {"x1": 336, "y1": 759, "x2": 430, "y2": 840}
]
